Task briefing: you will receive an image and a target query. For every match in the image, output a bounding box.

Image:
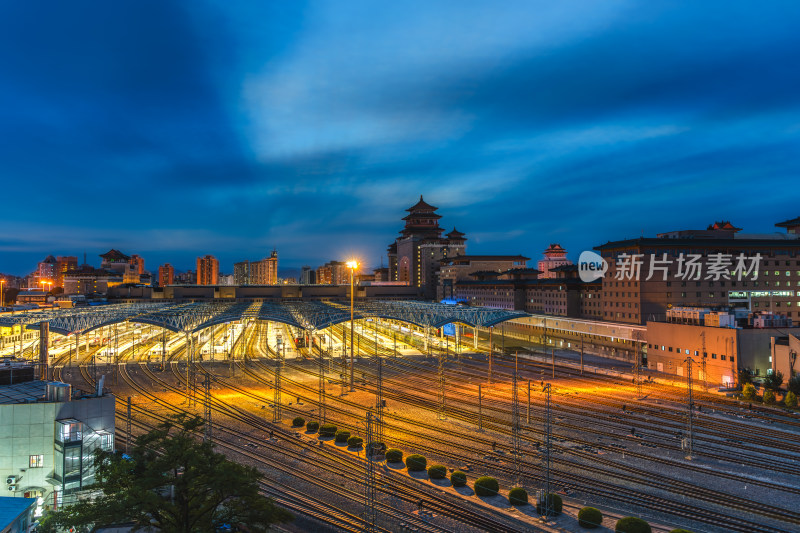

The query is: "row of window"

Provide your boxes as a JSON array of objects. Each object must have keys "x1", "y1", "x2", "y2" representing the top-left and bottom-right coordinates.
[{"x1": 649, "y1": 344, "x2": 735, "y2": 362}]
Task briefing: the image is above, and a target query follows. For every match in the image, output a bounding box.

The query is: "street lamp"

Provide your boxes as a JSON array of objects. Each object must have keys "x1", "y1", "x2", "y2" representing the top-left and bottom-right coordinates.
[{"x1": 347, "y1": 260, "x2": 358, "y2": 391}]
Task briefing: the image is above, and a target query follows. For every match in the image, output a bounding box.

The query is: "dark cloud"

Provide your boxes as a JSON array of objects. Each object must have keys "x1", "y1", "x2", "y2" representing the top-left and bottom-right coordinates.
[{"x1": 1, "y1": 2, "x2": 799, "y2": 275}]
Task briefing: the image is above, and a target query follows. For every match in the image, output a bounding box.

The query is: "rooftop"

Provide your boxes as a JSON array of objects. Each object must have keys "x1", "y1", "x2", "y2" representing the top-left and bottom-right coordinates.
[
  {"x1": 0, "y1": 497, "x2": 36, "y2": 528},
  {"x1": 0, "y1": 380, "x2": 51, "y2": 404},
  {"x1": 406, "y1": 195, "x2": 438, "y2": 212},
  {"x1": 776, "y1": 216, "x2": 800, "y2": 228}
]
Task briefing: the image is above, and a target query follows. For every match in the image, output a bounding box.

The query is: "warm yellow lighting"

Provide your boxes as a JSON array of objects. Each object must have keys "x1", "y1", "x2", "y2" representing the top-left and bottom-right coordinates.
[{"x1": 346, "y1": 260, "x2": 358, "y2": 270}]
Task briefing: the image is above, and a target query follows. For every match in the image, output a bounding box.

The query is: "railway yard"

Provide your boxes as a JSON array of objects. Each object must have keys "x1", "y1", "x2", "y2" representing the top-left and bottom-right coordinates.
[{"x1": 38, "y1": 317, "x2": 800, "y2": 533}]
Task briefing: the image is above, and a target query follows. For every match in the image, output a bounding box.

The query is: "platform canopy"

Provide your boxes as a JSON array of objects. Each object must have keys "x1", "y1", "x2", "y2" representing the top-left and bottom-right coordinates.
[{"x1": 1, "y1": 300, "x2": 527, "y2": 335}]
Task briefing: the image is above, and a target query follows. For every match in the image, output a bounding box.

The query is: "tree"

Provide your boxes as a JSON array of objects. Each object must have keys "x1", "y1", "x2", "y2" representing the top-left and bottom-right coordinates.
[
  {"x1": 737, "y1": 367, "x2": 754, "y2": 386},
  {"x1": 763, "y1": 389, "x2": 776, "y2": 405},
  {"x1": 39, "y1": 414, "x2": 292, "y2": 533},
  {"x1": 742, "y1": 383, "x2": 757, "y2": 401},
  {"x1": 785, "y1": 391, "x2": 798, "y2": 408},
  {"x1": 787, "y1": 374, "x2": 800, "y2": 395},
  {"x1": 763, "y1": 371, "x2": 784, "y2": 391}
]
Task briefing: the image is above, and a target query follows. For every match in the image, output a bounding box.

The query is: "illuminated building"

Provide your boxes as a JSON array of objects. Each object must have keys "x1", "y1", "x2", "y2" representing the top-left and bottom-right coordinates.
[
  {"x1": 55, "y1": 257, "x2": 77, "y2": 288},
  {"x1": 196, "y1": 255, "x2": 219, "y2": 285},
  {"x1": 316, "y1": 261, "x2": 347, "y2": 285},
  {"x1": 0, "y1": 363, "x2": 115, "y2": 512},
  {"x1": 99, "y1": 249, "x2": 138, "y2": 284},
  {"x1": 537, "y1": 244, "x2": 572, "y2": 279},
  {"x1": 596, "y1": 218, "x2": 800, "y2": 324},
  {"x1": 387, "y1": 196, "x2": 466, "y2": 299},
  {"x1": 233, "y1": 250, "x2": 278, "y2": 285},
  {"x1": 129, "y1": 254, "x2": 145, "y2": 275},
  {"x1": 439, "y1": 255, "x2": 528, "y2": 300},
  {"x1": 158, "y1": 264, "x2": 175, "y2": 286},
  {"x1": 35, "y1": 256, "x2": 57, "y2": 288}
]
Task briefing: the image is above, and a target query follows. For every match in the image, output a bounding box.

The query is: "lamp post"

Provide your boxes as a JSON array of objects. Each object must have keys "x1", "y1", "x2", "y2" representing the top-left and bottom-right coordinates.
[{"x1": 347, "y1": 260, "x2": 358, "y2": 392}]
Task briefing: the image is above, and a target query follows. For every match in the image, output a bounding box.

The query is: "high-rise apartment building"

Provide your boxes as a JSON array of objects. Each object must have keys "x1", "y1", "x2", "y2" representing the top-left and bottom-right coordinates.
[
  {"x1": 387, "y1": 196, "x2": 467, "y2": 299},
  {"x1": 129, "y1": 254, "x2": 145, "y2": 275},
  {"x1": 35, "y1": 256, "x2": 58, "y2": 287},
  {"x1": 316, "y1": 261, "x2": 348, "y2": 285},
  {"x1": 300, "y1": 266, "x2": 315, "y2": 285},
  {"x1": 196, "y1": 255, "x2": 219, "y2": 285},
  {"x1": 233, "y1": 250, "x2": 278, "y2": 285},
  {"x1": 158, "y1": 264, "x2": 174, "y2": 286},
  {"x1": 56, "y1": 256, "x2": 78, "y2": 288}
]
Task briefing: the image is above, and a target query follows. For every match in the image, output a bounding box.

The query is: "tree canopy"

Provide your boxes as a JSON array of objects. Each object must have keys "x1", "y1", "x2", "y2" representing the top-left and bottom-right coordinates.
[{"x1": 40, "y1": 414, "x2": 292, "y2": 533}]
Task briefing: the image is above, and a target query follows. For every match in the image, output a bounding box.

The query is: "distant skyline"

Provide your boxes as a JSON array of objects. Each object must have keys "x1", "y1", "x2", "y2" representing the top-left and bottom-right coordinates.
[{"x1": 2, "y1": 2, "x2": 799, "y2": 276}]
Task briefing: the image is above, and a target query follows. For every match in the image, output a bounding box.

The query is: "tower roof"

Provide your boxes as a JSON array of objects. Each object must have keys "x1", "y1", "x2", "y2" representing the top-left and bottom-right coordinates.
[
  {"x1": 406, "y1": 195, "x2": 438, "y2": 212},
  {"x1": 706, "y1": 221, "x2": 741, "y2": 232},
  {"x1": 776, "y1": 216, "x2": 800, "y2": 228},
  {"x1": 447, "y1": 227, "x2": 466, "y2": 239},
  {"x1": 100, "y1": 249, "x2": 130, "y2": 262}
]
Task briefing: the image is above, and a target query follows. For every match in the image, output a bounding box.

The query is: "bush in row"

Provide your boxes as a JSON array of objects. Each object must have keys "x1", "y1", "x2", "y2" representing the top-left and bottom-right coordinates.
[
  {"x1": 786, "y1": 391, "x2": 798, "y2": 408},
  {"x1": 615, "y1": 516, "x2": 651, "y2": 533},
  {"x1": 536, "y1": 493, "x2": 562, "y2": 516},
  {"x1": 474, "y1": 476, "x2": 499, "y2": 497},
  {"x1": 742, "y1": 383, "x2": 757, "y2": 401},
  {"x1": 347, "y1": 436, "x2": 363, "y2": 447},
  {"x1": 578, "y1": 506, "x2": 603, "y2": 528},
  {"x1": 763, "y1": 389, "x2": 776, "y2": 405},
  {"x1": 291, "y1": 416, "x2": 305, "y2": 427},
  {"x1": 450, "y1": 471, "x2": 467, "y2": 487},
  {"x1": 508, "y1": 487, "x2": 527, "y2": 506},
  {"x1": 306, "y1": 421, "x2": 319, "y2": 432},
  {"x1": 405, "y1": 454, "x2": 427, "y2": 472},
  {"x1": 427, "y1": 464, "x2": 447, "y2": 480},
  {"x1": 319, "y1": 424, "x2": 337, "y2": 437},
  {"x1": 334, "y1": 430, "x2": 351, "y2": 443},
  {"x1": 385, "y1": 448, "x2": 403, "y2": 463}
]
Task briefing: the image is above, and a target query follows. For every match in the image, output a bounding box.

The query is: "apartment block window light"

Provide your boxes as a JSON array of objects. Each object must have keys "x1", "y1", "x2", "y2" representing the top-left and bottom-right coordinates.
[{"x1": 29, "y1": 454, "x2": 44, "y2": 468}]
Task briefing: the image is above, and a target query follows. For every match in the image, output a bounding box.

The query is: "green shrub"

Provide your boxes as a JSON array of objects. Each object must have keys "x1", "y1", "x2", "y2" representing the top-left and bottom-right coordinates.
[
  {"x1": 763, "y1": 370, "x2": 784, "y2": 391},
  {"x1": 474, "y1": 476, "x2": 499, "y2": 497},
  {"x1": 742, "y1": 383, "x2": 757, "y2": 401},
  {"x1": 738, "y1": 367, "x2": 754, "y2": 385},
  {"x1": 508, "y1": 487, "x2": 528, "y2": 506},
  {"x1": 319, "y1": 423, "x2": 337, "y2": 437},
  {"x1": 347, "y1": 436, "x2": 363, "y2": 447},
  {"x1": 763, "y1": 389, "x2": 776, "y2": 405},
  {"x1": 450, "y1": 471, "x2": 467, "y2": 487},
  {"x1": 615, "y1": 516, "x2": 651, "y2": 533},
  {"x1": 785, "y1": 391, "x2": 798, "y2": 408},
  {"x1": 405, "y1": 454, "x2": 427, "y2": 472},
  {"x1": 291, "y1": 416, "x2": 305, "y2": 427},
  {"x1": 306, "y1": 421, "x2": 319, "y2": 432},
  {"x1": 578, "y1": 506, "x2": 603, "y2": 528},
  {"x1": 668, "y1": 529, "x2": 693, "y2": 533},
  {"x1": 427, "y1": 464, "x2": 447, "y2": 479},
  {"x1": 334, "y1": 430, "x2": 351, "y2": 443},
  {"x1": 385, "y1": 448, "x2": 403, "y2": 463},
  {"x1": 788, "y1": 374, "x2": 800, "y2": 395},
  {"x1": 536, "y1": 493, "x2": 563, "y2": 516}
]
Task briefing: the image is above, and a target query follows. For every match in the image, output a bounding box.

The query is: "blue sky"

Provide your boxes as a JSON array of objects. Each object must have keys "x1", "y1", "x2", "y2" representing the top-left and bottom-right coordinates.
[{"x1": 1, "y1": 1, "x2": 799, "y2": 276}]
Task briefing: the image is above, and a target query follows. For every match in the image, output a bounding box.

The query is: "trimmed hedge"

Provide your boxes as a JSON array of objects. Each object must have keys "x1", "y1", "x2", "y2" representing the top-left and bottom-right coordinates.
[
  {"x1": 536, "y1": 493, "x2": 563, "y2": 516},
  {"x1": 347, "y1": 436, "x2": 363, "y2": 447},
  {"x1": 306, "y1": 421, "x2": 319, "y2": 432},
  {"x1": 451, "y1": 471, "x2": 467, "y2": 487},
  {"x1": 508, "y1": 487, "x2": 528, "y2": 506},
  {"x1": 615, "y1": 517, "x2": 651, "y2": 533},
  {"x1": 291, "y1": 416, "x2": 305, "y2": 427},
  {"x1": 385, "y1": 448, "x2": 403, "y2": 463},
  {"x1": 763, "y1": 389, "x2": 776, "y2": 405},
  {"x1": 578, "y1": 506, "x2": 603, "y2": 528},
  {"x1": 427, "y1": 464, "x2": 447, "y2": 480},
  {"x1": 786, "y1": 391, "x2": 798, "y2": 408},
  {"x1": 334, "y1": 430, "x2": 351, "y2": 443},
  {"x1": 319, "y1": 424, "x2": 337, "y2": 437},
  {"x1": 474, "y1": 476, "x2": 499, "y2": 497},
  {"x1": 669, "y1": 529, "x2": 694, "y2": 533},
  {"x1": 405, "y1": 454, "x2": 427, "y2": 472}
]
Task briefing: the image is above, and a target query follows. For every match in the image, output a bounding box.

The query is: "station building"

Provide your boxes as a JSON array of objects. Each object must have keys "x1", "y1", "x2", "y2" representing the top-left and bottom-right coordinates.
[{"x1": 0, "y1": 359, "x2": 115, "y2": 514}]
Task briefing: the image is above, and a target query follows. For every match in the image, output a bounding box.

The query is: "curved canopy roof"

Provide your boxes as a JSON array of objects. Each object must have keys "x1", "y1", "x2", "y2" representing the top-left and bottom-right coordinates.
[{"x1": 1, "y1": 300, "x2": 527, "y2": 335}]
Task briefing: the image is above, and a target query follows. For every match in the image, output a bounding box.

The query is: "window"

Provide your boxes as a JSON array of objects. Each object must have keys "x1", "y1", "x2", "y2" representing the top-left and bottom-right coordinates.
[
  {"x1": 711, "y1": 353, "x2": 717, "y2": 359},
  {"x1": 721, "y1": 355, "x2": 727, "y2": 361},
  {"x1": 29, "y1": 454, "x2": 44, "y2": 468},
  {"x1": 730, "y1": 356, "x2": 735, "y2": 362}
]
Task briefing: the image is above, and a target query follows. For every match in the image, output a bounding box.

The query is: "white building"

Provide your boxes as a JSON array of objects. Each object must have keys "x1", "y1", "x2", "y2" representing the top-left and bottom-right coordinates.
[{"x1": 0, "y1": 362, "x2": 115, "y2": 515}]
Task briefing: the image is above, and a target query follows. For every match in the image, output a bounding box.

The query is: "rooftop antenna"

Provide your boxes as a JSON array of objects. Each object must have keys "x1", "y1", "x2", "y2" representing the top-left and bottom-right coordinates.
[{"x1": 83, "y1": 252, "x2": 87, "y2": 266}]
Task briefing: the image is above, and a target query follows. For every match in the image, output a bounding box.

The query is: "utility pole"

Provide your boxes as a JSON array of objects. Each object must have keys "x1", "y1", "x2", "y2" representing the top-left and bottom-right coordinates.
[
  {"x1": 527, "y1": 379, "x2": 531, "y2": 424},
  {"x1": 488, "y1": 326, "x2": 493, "y2": 384},
  {"x1": 551, "y1": 348, "x2": 555, "y2": 379},
  {"x1": 478, "y1": 383, "x2": 483, "y2": 431},
  {"x1": 438, "y1": 346, "x2": 447, "y2": 420},
  {"x1": 701, "y1": 331, "x2": 708, "y2": 390},
  {"x1": 376, "y1": 356, "x2": 385, "y2": 446},
  {"x1": 364, "y1": 411, "x2": 377, "y2": 533},
  {"x1": 511, "y1": 353, "x2": 521, "y2": 486},
  {"x1": 273, "y1": 358, "x2": 282, "y2": 423},
  {"x1": 318, "y1": 331, "x2": 326, "y2": 424},
  {"x1": 204, "y1": 373, "x2": 212, "y2": 442},
  {"x1": 540, "y1": 383, "x2": 553, "y2": 518},
  {"x1": 684, "y1": 357, "x2": 694, "y2": 460},
  {"x1": 580, "y1": 335, "x2": 584, "y2": 375},
  {"x1": 126, "y1": 396, "x2": 132, "y2": 454}
]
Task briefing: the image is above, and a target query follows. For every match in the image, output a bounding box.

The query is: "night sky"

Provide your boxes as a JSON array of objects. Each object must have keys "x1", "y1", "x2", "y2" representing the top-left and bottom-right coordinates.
[{"x1": 2, "y1": 1, "x2": 799, "y2": 276}]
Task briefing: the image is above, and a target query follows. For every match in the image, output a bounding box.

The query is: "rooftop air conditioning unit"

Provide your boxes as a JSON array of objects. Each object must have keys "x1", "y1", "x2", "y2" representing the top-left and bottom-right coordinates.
[
  {"x1": 6, "y1": 476, "x2": 17, "y2": 484},
  {"x1": 8, "y1": 484, "x2": 17, "y2": 491}
]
